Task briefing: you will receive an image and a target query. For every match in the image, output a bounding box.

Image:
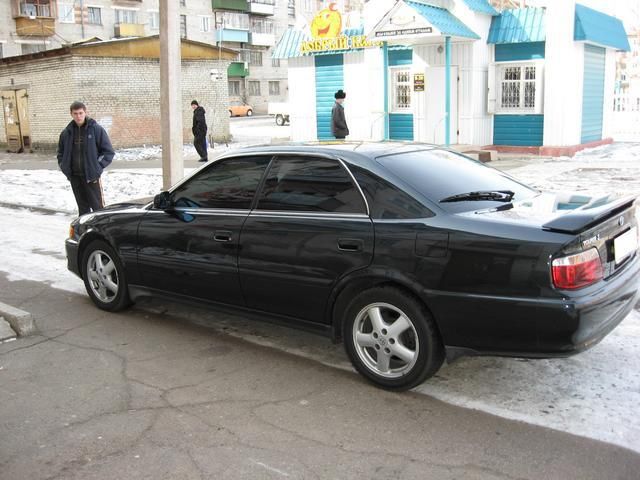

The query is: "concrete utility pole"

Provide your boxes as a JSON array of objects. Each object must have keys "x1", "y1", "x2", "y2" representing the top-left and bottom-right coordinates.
[{"x1": 160, "y1": 0, "x2": 183, "y2": 189}]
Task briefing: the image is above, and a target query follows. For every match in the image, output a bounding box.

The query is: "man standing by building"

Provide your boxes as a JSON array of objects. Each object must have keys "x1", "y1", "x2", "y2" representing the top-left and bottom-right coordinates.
[
  {"x1": 57, "y1": 101, "x2": 114, "y2": 216},
  {"x1": 191, "y1": 100, "x2": 208, "y2": 162},
  {"x1": 331, "y1": 89, "x2": 349, "y2": 140}
]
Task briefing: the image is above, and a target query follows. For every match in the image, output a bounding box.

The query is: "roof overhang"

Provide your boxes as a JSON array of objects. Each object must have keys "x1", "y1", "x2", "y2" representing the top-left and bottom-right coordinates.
[{"x1": 574, "y1": 3, "x2": 630, "y2": 52}]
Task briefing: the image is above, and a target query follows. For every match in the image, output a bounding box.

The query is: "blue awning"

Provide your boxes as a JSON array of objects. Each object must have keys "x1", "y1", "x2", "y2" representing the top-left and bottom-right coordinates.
[
  {"x1": 461, "y1": 0, "x2": 499, "y2": 16},
  {"x1": 272, "y1": 26, "x2": 367, "y2": 59},
  {"x1": 574, "y1": 3, "x2": 630, "y2": 51},
  {"x1": 406, "y1": 1, "x2": 480, "y2": 39},
  {"x1": 487, "y1": 7, "x2": 545, "y2": 44}
]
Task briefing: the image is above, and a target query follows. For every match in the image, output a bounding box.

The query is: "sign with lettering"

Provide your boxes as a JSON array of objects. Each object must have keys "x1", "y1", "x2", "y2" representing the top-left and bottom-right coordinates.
[
  {"x1": 414, "y1": 73, "x2": 425, "y2": 92},
  {"x1": 375, "y1": 27, "x2": 433, "y2": 37}
]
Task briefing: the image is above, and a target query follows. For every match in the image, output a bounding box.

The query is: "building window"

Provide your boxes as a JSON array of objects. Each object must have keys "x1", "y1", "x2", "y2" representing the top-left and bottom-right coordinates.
[
  {"x1": 148, "y1": 11, "x2": 159, "y2": 30},
  {"x1": 288, "y1": 0, "x2": 295, "y2": 17},
  {"x1": 272, "y1": 58, "x2": 280, "y2": 67},
  {"x1": 180, "y1": 14, "x2": 187, "y2": 38},
  {"x1": 87, "y1": 6, "x2": 101, "y2": 25},
  {"x1": 115, "y1": 9, "x2": 138, "y2": 24},
  {"x1": 58, "y1": 3, "x2": 74, "y2": 23},
  {"x1": 180, "y1": 0, "x2": 186, "y2": 6},
  {"x1": 251, "y1": 18, "x2": 274, "y2": 34},
  {"x1": 219, "y1": 12, "x2": 249, "y2": 30},
  {"x1": 269, "y1": 81, "x2": 280, "y2": 96},
  {"x1": 21, "y1": 43, "x2": 46, "y2": 55},
  {"x1": 20, "y1": 0, "x2": 54, "y2": 17},
  {"x1": 200, "y1": 16, "x2": 211, "y2": 33},
  {"x1": 241, "y1": 50, "x2": 263, "y2": 66},
  {"x1": 496, "y1": 62, "x2": 543, "y2": 113},
  {"x1": 248, "y1": 81, "x2": 261, "y2": 96},
  {"x1": 229, "y1": 81, "x2": 240, "y2": 96},
  {"x1": 390, "y1": 67, "x2": 411, "y2": 112}
]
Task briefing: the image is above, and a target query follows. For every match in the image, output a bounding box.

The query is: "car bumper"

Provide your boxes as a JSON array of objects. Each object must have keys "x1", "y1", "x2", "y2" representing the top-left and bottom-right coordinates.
[
  {"x1": 436, "y1": 255, "x2": 640, "y2": 357},
  {"x1": 66, "y1": 238, "x2": 81, "y2": 278}
]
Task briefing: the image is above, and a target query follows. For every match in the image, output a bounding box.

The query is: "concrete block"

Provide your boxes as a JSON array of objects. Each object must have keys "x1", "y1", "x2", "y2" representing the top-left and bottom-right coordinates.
[
  {"x1": 0, "y1": 317, "x2": 17, "y2": 342},
  {"x1": 0, "y1": 302, "x2": 35, "y2": 336}
]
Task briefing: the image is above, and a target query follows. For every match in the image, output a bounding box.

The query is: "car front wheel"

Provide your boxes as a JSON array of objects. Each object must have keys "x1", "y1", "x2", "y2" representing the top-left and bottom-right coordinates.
[
  {"x1": 81, "y1": 240, "x2": 131, "y2": 312},
  {"x1": 343, "y1": 287, "x2": 444, "y2": 390},
  {"x1": 246, "y1": 109, "x2": 253, "y2": 116}
]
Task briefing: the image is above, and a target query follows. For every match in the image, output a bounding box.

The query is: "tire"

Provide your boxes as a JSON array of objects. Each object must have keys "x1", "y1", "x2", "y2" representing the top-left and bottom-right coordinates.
[
  {"x1": 229, "y1": 110, "x2": 233, "y2": 117},
  {"x1": 342, "y1": 287, "x2": 444, "y2": 391},
  {"x1": 275, "y1": 114, "x2": 284, "y2": 126},
  {"x1": 246, "y1": 109, "x2": 253, "y2": 117},
  {"x1": 81, "y1": 240, "x2": 131, "y2": 312}
]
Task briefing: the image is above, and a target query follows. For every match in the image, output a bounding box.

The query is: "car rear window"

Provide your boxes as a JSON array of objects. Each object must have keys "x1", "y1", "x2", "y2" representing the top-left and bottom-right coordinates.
[{"x1": 376, "y1": 149, "x2": 537, "y2": 213}]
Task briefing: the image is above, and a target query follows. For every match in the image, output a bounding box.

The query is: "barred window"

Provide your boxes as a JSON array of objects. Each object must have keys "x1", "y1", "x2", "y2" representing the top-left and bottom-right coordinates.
[
  {"x1": 390, "y1": 68, "x2": 411, "y2": 111},
  {"x1": 498, "y1": 63, "x2": 539, "y2": 112}
]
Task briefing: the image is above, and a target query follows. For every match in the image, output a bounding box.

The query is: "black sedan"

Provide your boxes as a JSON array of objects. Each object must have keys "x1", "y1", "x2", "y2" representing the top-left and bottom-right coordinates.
[{"x1": 66, "y1": 143, "x2": 640, "y2": 390}]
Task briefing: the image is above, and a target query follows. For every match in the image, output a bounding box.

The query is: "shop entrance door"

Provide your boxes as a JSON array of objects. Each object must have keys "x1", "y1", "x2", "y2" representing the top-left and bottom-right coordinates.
[
  {"x1": 1, "y1": 89, "x2": 31, "y2": 153},
  {"x1": 424, "y1": 66, "x2": 458, "y2": 145}
]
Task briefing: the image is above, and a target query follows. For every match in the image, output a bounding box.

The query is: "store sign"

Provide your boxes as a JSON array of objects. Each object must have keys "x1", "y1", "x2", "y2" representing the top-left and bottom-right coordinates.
[
  {"x1": 301, "y1": 3, "x2": 383, "y2": 54},
  {"x1": 414, "y1": 73, "x2": 425, "y2": 92},
  {"x1": 375, "y1": 27, "x2": 433, "y2": 37}
]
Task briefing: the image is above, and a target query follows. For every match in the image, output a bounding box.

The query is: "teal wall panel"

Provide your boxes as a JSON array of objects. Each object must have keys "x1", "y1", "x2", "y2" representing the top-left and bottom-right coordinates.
[
  {"x1": 581, "y1": 44, "x2": 605, "y2": 143},
  {"x1": 493, "y1": 115, "x2": 544, "y2": 146},
  {"x1": 495, "y1": 41, "x2": 545, "y2": 61},
  {"x1": 389, "y1": 114, "x2": 414, "y2": 141},
  {"x1": 388, "y1": 49, "x2": 412, "y2": 66},
  {"x1": 315, "y1": 54, "x2": 344, "y2": 140}
]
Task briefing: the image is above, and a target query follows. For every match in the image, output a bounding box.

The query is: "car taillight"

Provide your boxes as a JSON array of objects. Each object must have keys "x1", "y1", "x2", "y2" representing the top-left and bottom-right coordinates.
[
  {"x1": 69, "y1": 224, "x2": 75, "y2": 239},
  {"x1": 552, "y1": 248, "x2": 603, "y2": 290}
]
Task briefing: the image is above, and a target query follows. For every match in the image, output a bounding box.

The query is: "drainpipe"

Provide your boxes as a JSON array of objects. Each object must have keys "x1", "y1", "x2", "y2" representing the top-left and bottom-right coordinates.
[
  {"x1": 383, "y1": 41, "x2": 389, "y2": 140},
  {"x1": 79, "y1": 0, "x2": 85, "y2": 39},
  {"x1": 445, "y1": 36, "x2": 451, "y2": 146}
]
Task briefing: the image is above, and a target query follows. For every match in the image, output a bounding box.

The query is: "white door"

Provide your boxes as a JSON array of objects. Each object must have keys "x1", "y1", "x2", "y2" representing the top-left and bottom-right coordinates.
[{"x1": 423, "y1": 66, "x2": 458, "y2": 145}]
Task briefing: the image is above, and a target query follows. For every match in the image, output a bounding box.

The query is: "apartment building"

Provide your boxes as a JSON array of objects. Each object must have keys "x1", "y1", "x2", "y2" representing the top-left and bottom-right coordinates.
[{"x1": 1, "y1": 0, "x2": 300, "y2": 112}]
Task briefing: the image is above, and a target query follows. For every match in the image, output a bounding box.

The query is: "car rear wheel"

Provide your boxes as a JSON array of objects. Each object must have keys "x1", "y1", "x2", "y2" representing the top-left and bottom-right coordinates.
[
  {"x1": 246, "y1": 109, "x2": 253, "y2": 117},
  {"x1": 81, "y1": 240, "x2": 131, "y2": 312},
  {"x1": 343, "y1": 287, "x2": 444, "y2": 391},
  {"x1": 275, "y1": 114, "x2": 285, "y2": 126}
]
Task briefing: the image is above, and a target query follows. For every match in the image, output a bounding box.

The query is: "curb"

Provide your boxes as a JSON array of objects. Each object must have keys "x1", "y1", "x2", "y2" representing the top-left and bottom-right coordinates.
[{"x1": 0, "y1": 301, "x2": 36, "y2": 336}]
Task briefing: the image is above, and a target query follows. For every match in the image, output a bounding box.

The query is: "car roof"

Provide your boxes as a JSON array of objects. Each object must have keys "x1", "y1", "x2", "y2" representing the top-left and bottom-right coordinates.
[{"x1": 216, "y1": 141, "x2": 444, "y2": 170}]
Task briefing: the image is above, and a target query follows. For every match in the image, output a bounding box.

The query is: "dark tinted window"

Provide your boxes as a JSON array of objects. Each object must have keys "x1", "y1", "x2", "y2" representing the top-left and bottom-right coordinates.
[
  {"x1": 171, "y1": 156, "x2": 270, "y2": 209},
  {"x1": 256, "y1": 156, "x2": 366, "y2": 213},
  {"x1": 377, "y1": 149, "x2": 537, "y2": 213},
  {"x1": 350, "y1": 165, "x2": 433, "y2": 219}
]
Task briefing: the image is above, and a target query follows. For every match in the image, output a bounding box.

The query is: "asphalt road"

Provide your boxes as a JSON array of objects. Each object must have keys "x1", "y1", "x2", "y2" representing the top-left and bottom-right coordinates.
[{"x1": 1, "y1": 273, "x2": 639, "y2": 480}]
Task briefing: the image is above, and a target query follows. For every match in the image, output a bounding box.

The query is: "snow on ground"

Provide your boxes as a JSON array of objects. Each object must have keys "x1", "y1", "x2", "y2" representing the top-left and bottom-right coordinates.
[{"x1": 1, "y1": 142, "x2": 640, "y2": 453}]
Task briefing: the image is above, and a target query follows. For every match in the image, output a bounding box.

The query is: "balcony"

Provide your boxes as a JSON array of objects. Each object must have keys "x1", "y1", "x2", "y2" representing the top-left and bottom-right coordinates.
[
  {"x1": 212, "y1": 0, "x2": 248, "y2": 12},
  {"x1": 228, "y1": 62, "x2": 249, "y2": 78},
  {"x1": 250, "y1": 32, "x2": 275, "y2": 47},
  {"x1": 15, "y1": 17, "x2": 55, "y2": 36},
  {"x1": 215, "y1": 29, "x2": 249, "y2": 43},
  {"x1": 114, "y1": 23, "x2": 145, "y2": 38},
  {"x1": 12, "y1": 0, "x2": 56, "y2": 36},
  {"x1": 249, "y1": 0, "x2": 275, "y2": 16}
]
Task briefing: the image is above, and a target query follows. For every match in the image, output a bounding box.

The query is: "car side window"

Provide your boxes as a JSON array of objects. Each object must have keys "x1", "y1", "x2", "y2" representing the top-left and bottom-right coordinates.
[
  {"x1": 171, "y1": 156, "x2": 270, "y2": 209},
  {"x1": 350, "y1": 165, "x2": 434, "y2": 219},
  {"x1": 256, "y1": 156, "x2": 366, "y2": 214}
]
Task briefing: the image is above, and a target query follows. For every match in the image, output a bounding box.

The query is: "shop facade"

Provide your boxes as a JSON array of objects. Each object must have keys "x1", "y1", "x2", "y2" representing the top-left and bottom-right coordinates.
[{"x1": 273, "y1": 0, "x2": 629, "y2": 155}]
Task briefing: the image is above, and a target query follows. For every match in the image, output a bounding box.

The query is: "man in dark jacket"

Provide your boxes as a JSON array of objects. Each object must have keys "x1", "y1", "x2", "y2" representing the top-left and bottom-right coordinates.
[
  {"x1": 331, "y1": 89, "x2": 349, "y2": 140},
  {"x1": 57, "y1": 101, "x2": 115, "y2": 216},
  {"x1": 191, "y1": 100, "x2": 208, "y2": 162}
]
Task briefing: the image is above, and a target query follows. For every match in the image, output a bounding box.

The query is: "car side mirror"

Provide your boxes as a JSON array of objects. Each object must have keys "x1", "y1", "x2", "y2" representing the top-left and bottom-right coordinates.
[{"x1": 153, "y1": 191, "x2": 173, "y2": 210}]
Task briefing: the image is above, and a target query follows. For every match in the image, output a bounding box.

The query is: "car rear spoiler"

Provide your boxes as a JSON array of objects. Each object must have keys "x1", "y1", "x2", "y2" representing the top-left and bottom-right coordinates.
[{"x1": 542, "y1": 195, "x2": 637, "y2": 234}]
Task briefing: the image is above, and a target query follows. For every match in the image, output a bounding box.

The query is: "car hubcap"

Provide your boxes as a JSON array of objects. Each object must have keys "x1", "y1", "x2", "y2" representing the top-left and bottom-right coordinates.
[
  {"x1": 87, "y1": 250, "x2": 119, "y2": 303},
  {"x1": 352, "y1": 302, "x2": 419, "y2": 378}
]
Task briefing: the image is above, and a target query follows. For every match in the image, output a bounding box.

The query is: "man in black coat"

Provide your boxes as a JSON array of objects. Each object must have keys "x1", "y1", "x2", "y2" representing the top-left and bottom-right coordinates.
[
  {"x1": 57, "y1": 101, "x2": 115, "y2": 216},
  {"x1": 191, "y1": 100, "x2": 208, "y2": 162},
  {"x1": 331, "y1": 89, "x2": 349, "y2": 140}
]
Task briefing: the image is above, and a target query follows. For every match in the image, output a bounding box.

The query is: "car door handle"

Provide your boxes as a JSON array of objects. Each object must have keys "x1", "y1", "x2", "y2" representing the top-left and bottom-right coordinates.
[
  {"x1": 213, "y1": 230, "x2": 233, "y2": 242},
  {"x1": 338, "y1": 238, "x2": 364, "y2": 252}
]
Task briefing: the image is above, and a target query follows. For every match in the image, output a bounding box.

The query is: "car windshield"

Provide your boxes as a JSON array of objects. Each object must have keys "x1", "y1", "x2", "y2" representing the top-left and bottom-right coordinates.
[{"x1": 376, "y1": 149, "x2": 538, "y2": 213}]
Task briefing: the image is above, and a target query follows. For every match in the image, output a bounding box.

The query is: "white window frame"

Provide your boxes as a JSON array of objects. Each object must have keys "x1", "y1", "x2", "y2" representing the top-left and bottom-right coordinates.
[
  {"x1": 87, "y1": 6, "x2": 102, "y2": 25},
  {"x1": 490, "y1": 60, "x2": 544, "y2": 115},
  {"x1": 200, "y1": 15, "x2": 211, "y2": 33},
  {"x1": 58, "y1": 3, "x2": 75, "y2": 23},
  {"x1": 148, "y1": 10, "x2": 159, "y2": 30},
  {"x1": 114, "y1": 8, "x2": 138, "y2": 25},
  {"x1": 389, "y1": 66, "x2": 412, "y2": 113}
]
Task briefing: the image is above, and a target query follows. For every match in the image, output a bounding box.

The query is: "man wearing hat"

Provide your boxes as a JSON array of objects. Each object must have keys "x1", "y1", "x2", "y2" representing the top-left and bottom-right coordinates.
[{"x1": 331, "y1": 89, "x2": 349, "y2": 140}]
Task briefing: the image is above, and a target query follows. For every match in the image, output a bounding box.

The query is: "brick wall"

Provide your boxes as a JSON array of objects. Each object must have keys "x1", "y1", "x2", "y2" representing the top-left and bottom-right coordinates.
[{"x1": 0, "y1": 55, "x2": 231, "y2": 149}]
